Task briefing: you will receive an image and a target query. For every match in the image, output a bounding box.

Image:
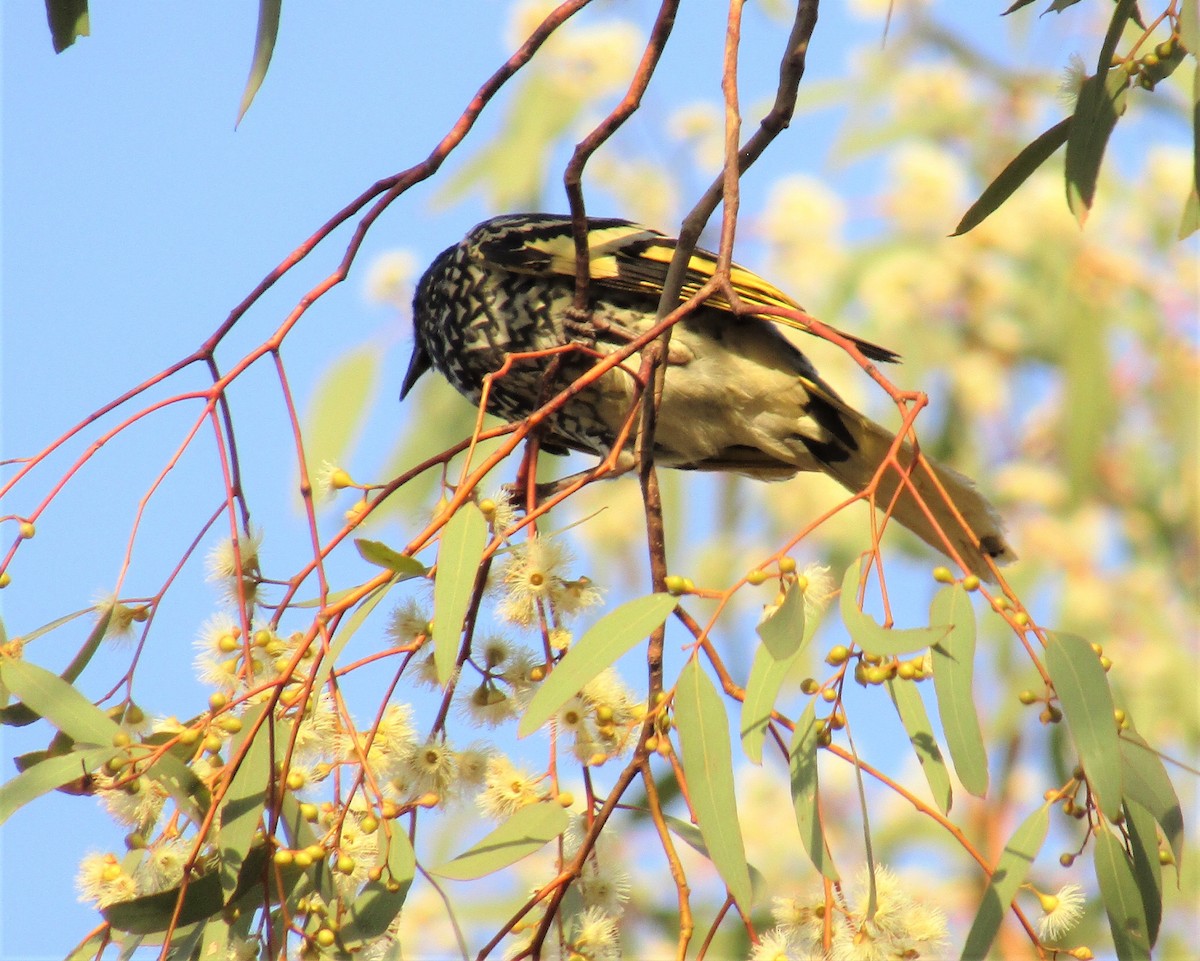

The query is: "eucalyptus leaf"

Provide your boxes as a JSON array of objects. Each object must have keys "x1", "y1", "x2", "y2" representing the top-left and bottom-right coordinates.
[
  {"x1": 789, "y1": 701, "x2": 838, "y2": 880},
  {"x1": 236, "y1": 0, "x2": 282, "y2": 126},
  {"x1": 303, "y1": 345, "x2": 380, "y2": 496},
  {"x1": 432, "y1": 505, "x2": 489, "y2": 684},
  {"x1": 885, "y1": 677, "x2": 952, "y2": 815},
  {"x1": 430, "y1": 801, "x2": 567, "y2": 880},
  {"x1": 1118, "y1": 731, "x2": 1184, "y2": 867},
  {"x1": 954, "y1": 118, "x2": 1070, "y2": 236},
  {"x1": 755, "y1": 579, "x2": 806, "y2": 659},
  {"x1": 1045, "y1": 631, "x2": 1122, "y2": 821},
  {"x1": 675, "y1": 658, "x2": 753, "y2": 909},
  {"x1": 218, "y1": 705, "x2": 275, "y2": 900},
  {"x1": 1094, "y1": 826, "x2": 1152, "y2": 960},
  {"x1": 0, "y1": 744, "x2": 114, "y2": 825},
  {"x1": 518, "y1": 593, "x2": 675, "y2": 737},
  {"x1": 45, "y1": 0, "x2": 89, "y2": 52},
  {"x1": 355, "y1": 539, "x2": 428, "y2": 576},
  {"x1": 1124, "y1": 800, "x2": 1163, "y2": 947},
  {"x1": 839, "y1": 562, "x2": 949, "y2": 656},
  {"x1": 929, "y1": 586, "x2": 988, "y2": 797},
  {"x1": 961, "y1": 803, "x2": 1051, "y2": 960}
]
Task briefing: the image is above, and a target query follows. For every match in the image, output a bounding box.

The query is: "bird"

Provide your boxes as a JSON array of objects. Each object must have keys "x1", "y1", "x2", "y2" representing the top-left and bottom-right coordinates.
[{"x1": 402, "y1": 213, "x2": 1015, "y2": 579}]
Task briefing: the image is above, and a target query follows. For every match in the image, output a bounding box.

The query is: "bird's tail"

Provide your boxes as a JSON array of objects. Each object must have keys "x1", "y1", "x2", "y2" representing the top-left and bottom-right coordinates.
[{"x1": 803, "y1": 392, "x2": 1016, "y2": 581}]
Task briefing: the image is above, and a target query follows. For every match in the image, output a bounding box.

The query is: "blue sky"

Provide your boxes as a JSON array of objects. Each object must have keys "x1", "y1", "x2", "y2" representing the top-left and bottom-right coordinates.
[{"x1": 2, "y1": 3, "x2": 1191, "y2": 958}]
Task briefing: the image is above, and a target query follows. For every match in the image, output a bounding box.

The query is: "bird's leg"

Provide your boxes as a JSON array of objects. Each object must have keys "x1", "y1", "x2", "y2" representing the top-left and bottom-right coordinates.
[
  {"x1": 504, "y1": 458, "x2": 635, "y2": 506},
  {"x1": 561, "y1": 304, "x2": 597, "y2": 346}
]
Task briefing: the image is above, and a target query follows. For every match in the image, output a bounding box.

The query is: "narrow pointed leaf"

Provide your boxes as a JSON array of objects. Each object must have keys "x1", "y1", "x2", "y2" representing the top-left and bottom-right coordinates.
[
  {"x1": 236, "y1": 0, "x2": 282, "y2": 126},
  {"x1": 355, "y1": 539, "x2": 427, "y2": 576},
  {"x1": 1118, "y1": 731, "x2": 1184, "y2": 867},
  {"x1": 518, "y1": 593, "x2": 675, "y2": 737},
  {"x1": 1001, "y1": 0, "x2": 1040, "y2": 12},
  {"x1": 432, "y1": 505, "x2": 489, "y2": 684},
  {"x1": 675, "y1": 658, "x2": 753, "y2": 909},
  {"x1": 885, "y1": 677, "x2": 952, "y2": 815},
  {"x1": 344, "y1": 828, "x2": 416, "y2": 940},
  {"x1": 663, "y1": 813, "x2": 767, "y2": 901},
  {"x1": 1065, "y1": 0, "x2": 1136, "y2": 221},
  {"x1": 430, "y1": 801, "x2": 568, "y2": 880},
  {"x1": 840, "y1": 562, "x2": 948, "y2": 656},
  {"x1": 1045, "y1": 631, "x2": 1122, "y2": 821},
  {"x1": 2, "y1": 606, "x2": 109, "y2": 727},
  {"x1": 740, "y1": 642, "x2": 802, "y2": 764},
  {"x1": 46, "y1": 0, "x2": 90, "y2": 52},
  {"x1": 303, "y1": 345, "x2": 380, "y2": 492},
  {"x1": 755, "y1": 579, "x2": 806, "y2": 659},
  {"x1": 742, "y1": 597, "x2": 822, "y2": 763},
  {"x1": 0, "y1": 655, "x2": 120, "y2": 743},
  {"x1": 1094, "y1": 826, "x2": 1152, "y2": 960},
  {"x1": 218, "y1": 706, "x2": 275, "y2": 899},
  {"x1": 929, "y1": 586, "x2": 988, "y2": 797},
  {"x1": 0, "y1": 744, "x2": 114, "y2": 825},
  {"x1": 1124, "y1": 800, "x2": 1163, "y2": 947},
  {"x1": 961, "y1": 803, "x2": 1051, "y2": 960},
  {"x1": 954, "y1": 118, "x2": 1071, "y2": 235},
  {"x1": 789, "y1": 701, "x2": 838, "y2": 880},
  {"x1": 310, "y1": 580, "x2": 395, "y2": 699}
]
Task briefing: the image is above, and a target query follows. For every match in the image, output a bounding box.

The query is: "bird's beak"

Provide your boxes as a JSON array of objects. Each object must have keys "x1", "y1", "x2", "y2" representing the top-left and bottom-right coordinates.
[{"x1": 400, "y1": 343, "x2": 432, "y2": 400}]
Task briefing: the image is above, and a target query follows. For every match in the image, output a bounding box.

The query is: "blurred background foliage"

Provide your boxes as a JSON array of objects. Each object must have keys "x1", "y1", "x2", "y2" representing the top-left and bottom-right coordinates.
[{"x1": 318, "y1": 1, "x2": 1196, "y2": 955}]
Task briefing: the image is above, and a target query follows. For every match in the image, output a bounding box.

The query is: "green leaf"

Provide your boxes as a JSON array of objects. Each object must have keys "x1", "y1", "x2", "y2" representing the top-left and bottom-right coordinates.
[
  {"x1": 65, "y1": 931, "x2": 109, "y2": 961},
  {"x1": 1061, "y1": 303, "x2": 1112, "y2": 501},
  {"x1": 146, "y1": 751, "x2": 212, "y2": 828},
  {"x1": 1045, "y1": 631, "x2": 1122, "y2": 821},
  {"x1": 430, "y1": 801, "x2": 568, "y2": 880},
  {"x1": 1185, "y1": 63, "x2": 1200, "y2": 239},
  {"x1": 662, "y1": 813, "x2": 768, "y2": 902},
  {"x1": 344, "y1": 826, "x2": 416, "y2": 942},
  {"x1": 1094, "y1": 826, "x2": 1152, "y2": 960},
  {"x1": 518, "y1": 593, "x2": 675, "y2": 737},
  {"x1": 1182, "y1": 0, "x2": 1200, "y2": 57},
  {"x1": 1118, "y1": 731, "x2": 1184, "y2": 867},
  {"x1": 839, "y1": 562, "x2": 949, "y2": 657},
  {"x1": 310, "y1": 579, "x2": 396, "y2": 699},
  {"x1": 885, "y1": 677, "x2": 952, "y2": 815},
  {"x1": 1180, "y1": 184, "x2": 1200, "y2": 240},
  {"x1": 303, "y1": 345, "x2": 381, "y2": 494},
  {"x1": 1064, "y1": 0, "x2": 1135, "y2": 222},
  {"x1": 105, "y1": 872, "x2": 224, "y2": 933},
  {"x1": 741, "y1": 633, "x2": 811, "y2": 764},
  {"x1": 1124, "y1": 800, "x2": 1163, "y2": 947},
  {"x1": 674, "y1": 658, "x2": 753, "y2": 909},
  {"x1": 0, "y1": 744, "x2": 114, "y2": 825},
  {"x1": 45, "y1": 0, "x2": 90, "y2": 52},
  {"x1": 929, "y1": 586, "x2": 988, "y2": 797},
  {"x1": 0, "y1": 654, "x2": 120, "y2": 743},
  {"x1": 355, "y1": 539, "x2": 428, "y2": 576},
  {"x1": 961, "y1": 803, "x2": 1051, "y2": 961},
  {"x1": 432, "y1": 505, "x2": 489, "y2": 685},
  {"x1": 755, "y1": 579, "x2": 806, "y2": 659},
  {"x1": 236, "y1": 0, "x2": 282, "y2": 126},
  {"x1": 218, "y1": 706, "x2": 275, "y2": 900},
  {"x1": 788, "y1": 701, "x2": 838, "y2": 880},
  {"x1": 1065, "y1": 68, "x2": 1130, "y2": 222},
  {"x1": 953, "y1": 118, "x2": 1071, "y2": 236},
  {"x1": 1001, "y1": 0, "x2": 1040, "y2": 12},
  {"x1": 0, "y1": 607, "x2": 113, "y2": 727}
]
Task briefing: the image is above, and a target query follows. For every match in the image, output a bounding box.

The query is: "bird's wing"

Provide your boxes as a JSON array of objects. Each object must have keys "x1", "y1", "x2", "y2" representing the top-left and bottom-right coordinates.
[{"x1": 475, "y1": 215, "x2": 900, "y2": 364}]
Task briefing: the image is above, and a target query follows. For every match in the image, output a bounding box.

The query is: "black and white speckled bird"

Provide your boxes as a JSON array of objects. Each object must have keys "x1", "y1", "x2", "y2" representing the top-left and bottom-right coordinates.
[{"x1": 402, "y1": 213, "x2": 1015, "y2": 578}]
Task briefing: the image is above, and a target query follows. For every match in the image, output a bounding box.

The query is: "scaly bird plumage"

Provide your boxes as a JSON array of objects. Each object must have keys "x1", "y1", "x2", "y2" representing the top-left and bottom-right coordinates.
[{"x1": 403, "y1": 213, "x2": 1015, "y2": 579}]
